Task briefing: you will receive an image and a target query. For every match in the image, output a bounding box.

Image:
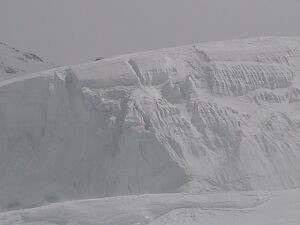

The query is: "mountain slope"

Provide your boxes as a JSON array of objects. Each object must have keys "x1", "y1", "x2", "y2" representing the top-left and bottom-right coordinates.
[
  {"x1": 0, "y1": 36, "x2": 299, "y2": 211},
  {"x1": 0, "y1": 41, "x2": 53, "y2": 81}
]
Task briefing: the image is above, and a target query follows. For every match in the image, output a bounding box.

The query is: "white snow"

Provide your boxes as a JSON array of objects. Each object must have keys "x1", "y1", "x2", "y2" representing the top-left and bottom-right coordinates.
[
  {"x1": 0, "y1": 189, "x2": 298, "y2": 225},
  {"x1": 0, "y1": 37, "x2": 299, "y2": 224}
]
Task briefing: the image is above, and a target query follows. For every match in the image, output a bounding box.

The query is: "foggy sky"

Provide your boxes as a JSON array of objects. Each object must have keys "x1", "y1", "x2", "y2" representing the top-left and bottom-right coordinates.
[{"x1": 0, "y1": 0, "x2": 299, "y2": 65}]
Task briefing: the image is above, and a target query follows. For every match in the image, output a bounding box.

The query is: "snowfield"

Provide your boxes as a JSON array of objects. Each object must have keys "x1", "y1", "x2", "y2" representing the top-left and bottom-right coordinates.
[
  {"x1": 0, "y1": 189, "x2": 298, "y2": 225},
  {"x1": 0, "y1": 36, "x2": 299, "y2": 224}
]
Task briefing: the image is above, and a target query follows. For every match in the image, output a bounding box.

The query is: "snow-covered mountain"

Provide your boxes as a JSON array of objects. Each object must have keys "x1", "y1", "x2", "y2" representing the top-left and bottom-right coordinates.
[
  {"x1": 0, "y1": 37, "x2": 299, "y2": 212},
  {"x1": 0, "y1": 41, "x2": 53, "y2": 81}
]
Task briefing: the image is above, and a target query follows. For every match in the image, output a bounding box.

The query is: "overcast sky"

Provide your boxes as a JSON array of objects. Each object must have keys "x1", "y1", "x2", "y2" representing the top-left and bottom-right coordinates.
[{"x1": 0, "y1": 0, "x2": 299, "y2": 65}]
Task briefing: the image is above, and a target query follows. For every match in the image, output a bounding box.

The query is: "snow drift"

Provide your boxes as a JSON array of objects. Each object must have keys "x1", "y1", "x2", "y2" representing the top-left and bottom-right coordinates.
[{"x1": 0, "y1": 37, "x2": 299, "y2": 211}]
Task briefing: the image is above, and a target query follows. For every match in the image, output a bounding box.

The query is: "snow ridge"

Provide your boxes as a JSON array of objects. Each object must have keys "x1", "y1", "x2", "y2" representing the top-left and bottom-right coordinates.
[{"x1": 0, "y1": 42, "x2": 53, "y2": 81}]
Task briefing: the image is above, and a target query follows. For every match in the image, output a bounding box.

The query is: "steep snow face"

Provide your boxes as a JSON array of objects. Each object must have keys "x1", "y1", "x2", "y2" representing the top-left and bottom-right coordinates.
[
  {"x1": 0, "y1": 37, "x2": 299, "y2": 210},
  {"x1": 0, "y1": 42, "x2": 53, "y2": 81}
]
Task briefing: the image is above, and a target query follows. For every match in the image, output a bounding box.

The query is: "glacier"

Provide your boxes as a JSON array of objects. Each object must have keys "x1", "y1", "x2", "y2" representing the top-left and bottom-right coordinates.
[{"x1": 0, "y1": 36, "x2": 299, "y2": 214}]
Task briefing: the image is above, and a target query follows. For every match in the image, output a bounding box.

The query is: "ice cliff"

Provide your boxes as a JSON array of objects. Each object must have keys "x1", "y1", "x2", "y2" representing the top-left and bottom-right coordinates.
[{"x1": 0, "y1": 37, "x2": 299, "y2": 210}]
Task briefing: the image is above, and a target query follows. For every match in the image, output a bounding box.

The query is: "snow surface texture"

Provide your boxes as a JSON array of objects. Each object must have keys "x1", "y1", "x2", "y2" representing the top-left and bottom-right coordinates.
[
  {"x1": 0, "y1": 42, "x2": 53, "y2": 81},
  {"x1": 0, "y1": 189, "x2": 299, "y2": 225},
  {"x1": 0, "y1": 37, "x2": 299, "y2": 213}
]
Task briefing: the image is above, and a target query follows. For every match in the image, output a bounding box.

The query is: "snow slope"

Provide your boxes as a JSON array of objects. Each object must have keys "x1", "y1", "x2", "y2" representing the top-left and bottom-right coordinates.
[
  {"x1": 0, "y1": 36, "x2": 299, "y2": 211},
  {"x1": 0, "y1": 41, "x2": 53, "y2": 81},
  {"x1": 0, "y1": 189, "x2": 298, "y2": 225}
]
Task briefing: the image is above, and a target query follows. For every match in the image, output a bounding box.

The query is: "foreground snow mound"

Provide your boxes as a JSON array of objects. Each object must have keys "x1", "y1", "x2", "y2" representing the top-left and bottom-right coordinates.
[
  {"x1": 0, "y1": 190, "x2": 299, "y2": 225},
  {"x1": 0, "y1": 41, "x2": 53, "y2": 81},
  {"x1": 0, "y1": 37, "x2": 299, "y2": 210}
]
